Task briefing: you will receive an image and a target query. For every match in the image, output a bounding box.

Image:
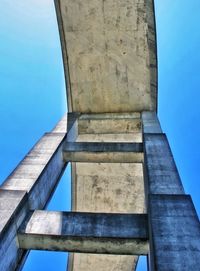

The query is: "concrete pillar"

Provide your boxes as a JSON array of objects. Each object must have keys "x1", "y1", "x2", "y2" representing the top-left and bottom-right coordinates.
[
  {"x1": 144, "y1": 133, "x2": 184, "y2": 195},
  {"x1": 142, "y1": 112, "x2": 200, "y2": 271},
  {"x1": 0, "y1": 116, "x2": 69, "y2": 271},
  {"x1": 149, "y1": 194, "x2": 200, "y2": 271},
  {"x1": 0, "y1": 190, "x2": 28, "y2": 271}
]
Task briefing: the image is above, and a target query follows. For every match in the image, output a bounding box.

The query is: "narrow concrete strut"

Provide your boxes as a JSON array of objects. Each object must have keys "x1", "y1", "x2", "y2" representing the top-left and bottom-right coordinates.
[{"x1": 18, "y1": 211, "x2": 149, "y2": 255}]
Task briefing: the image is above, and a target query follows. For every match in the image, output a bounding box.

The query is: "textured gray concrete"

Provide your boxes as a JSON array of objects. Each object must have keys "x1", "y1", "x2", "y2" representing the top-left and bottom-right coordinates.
[
  {"x1": 142, "y1": 111, "x2": 162, "y2": 133},
  {"x1": 63, "y1": 142, "x2": 143, "y2": 163},
  {"x1": 64, "y1": 142, "x2": 143, "y2": 152},
  {"x1": 78, "y1": 114, "x2": 141, "y2": 134},
  {"x1": 149, "y1": 194, "x2": 200, "y2": 271},
  {"x1": 0, "y1": 117, "x2": 68, "y2": 271},
  {"x1": 144, "y1": 133, "x2": 185, "y2": 195},
  {"x1": 0, "y1": 190, "x2": 28, "y2": 271},
  {"x1": 66, "y1": 113, "x2": 80, "y2": 142},
  {"x1": 1, "y1": 132, "x2": 67, "y2": 209},
  {"x1": 55, "y1": 0, "x2": 157, "y2": 113},
  {"x1": 69, "y1": 113, "x2": 145, "y2": 270},
  {"x1": 18, "y1": 211, "x2": 148, "y2": 255},
  {"x1": 3, "y1": 0, "x2": 200, "y2": 269}
]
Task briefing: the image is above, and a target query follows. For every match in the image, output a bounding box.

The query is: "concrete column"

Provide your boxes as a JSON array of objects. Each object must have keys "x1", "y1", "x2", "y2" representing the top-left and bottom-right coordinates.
[
  {"x1": 144, "y1": 133, "x2": 184, "y2": 195},
  {"x1": 142, "y1": 112, "x2": 200, "y2": 270},
  {"x1": 0, "y1": 115, "x2": 71, "y2": 271},
  {"x1": 142, "y1": 111, "x2": 162, "y2": 134},
  {"x1": 149, "y1": 194, "x2": 200, "y2": 271}
]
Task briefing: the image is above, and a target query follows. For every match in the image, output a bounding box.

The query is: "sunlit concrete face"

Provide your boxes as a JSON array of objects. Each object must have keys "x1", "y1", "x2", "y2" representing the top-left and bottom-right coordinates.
[
  {"x1": 72, "y1": 254, "x2": 138, "y2": 271},
  {"x1": 55, "y1": 0, "x2": 157, "y2": 269},
  {"x1": 71, "y1": 159, "x2": 145, "y2": 271},
  {"x1": 56, "y1": 0, "x2": 157, "y2": 113},
  {"x1": 68, "y1": 113, "x2": 145, "y2": 271},
  {"x1": 73, "y1": 163, "x2": 144, "y2": 213}
]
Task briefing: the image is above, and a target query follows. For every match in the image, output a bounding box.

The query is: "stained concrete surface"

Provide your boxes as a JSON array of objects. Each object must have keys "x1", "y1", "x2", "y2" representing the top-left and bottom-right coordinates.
[{"x1": 55, "y1": 0, "x2": 157, "y2": 113}]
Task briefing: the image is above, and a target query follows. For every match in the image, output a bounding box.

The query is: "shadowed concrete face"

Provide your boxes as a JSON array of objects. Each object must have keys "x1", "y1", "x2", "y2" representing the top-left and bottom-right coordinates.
[
  {"x1": 55, "y1": 0, "x2": 157, "y2": 113},
  {"x1": 18, "y1": 211, "x2": 148, "y2": 255}
]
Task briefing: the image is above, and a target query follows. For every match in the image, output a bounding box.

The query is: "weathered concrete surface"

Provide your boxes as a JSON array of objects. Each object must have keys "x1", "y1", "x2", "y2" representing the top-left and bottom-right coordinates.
[
  {"x1": 64, "y1": 142, "x2": 143, "y2": 152},
  {"x1": 18, "y1": 211, "x2": 148, "y2": 255},
  {"x1": 144, "y1": 133, "x2": 185, "y2": 195},
  {"x1": 63, "y1": 142, "x2": 143, "y2": 163},
  {"x1": 68, "y1": 112, "x2": 146, "y2": 271},
  {"x1": 0, "y1": 117, "x2": 68, "y2": 271},
  {"x1": 77, "y1": 112, "x2": 142, "y2": 142},
  {"x1": 70, "y1": 162, "x2": 145, "y2": 270},
  {"x1": 142, "y1": 111, "x2": 162, "y2": 133},
  {"x1": 149, "y1": 194, "x2": 200, "y2": 271},
  {"x1": 77, "y1": 133, "x2": 142, "y2": 143},
  {"x1": 69, "y1": 254, "x2": 138, "y2": 271},
  {"x1": 72, "y1": 163, "x2": 145, "y2": 214},
  {"x1": 1, "y1": 132, "x2": 67, "y2": 209},
  {"x1": 78, "y1": 114, "x2": 141, "y2": 134},
  {"x1": 0, "y1": 190, "x2": 28, "y2": 271},
  {"x1": 55, "y1": 0, "x2": 157, "y2": 113}
]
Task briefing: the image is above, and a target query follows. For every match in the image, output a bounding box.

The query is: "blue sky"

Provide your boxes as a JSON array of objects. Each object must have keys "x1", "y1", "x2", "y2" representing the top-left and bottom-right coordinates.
[{"x1": 0, "y1": 1, "x2": 199, "y2": 270}]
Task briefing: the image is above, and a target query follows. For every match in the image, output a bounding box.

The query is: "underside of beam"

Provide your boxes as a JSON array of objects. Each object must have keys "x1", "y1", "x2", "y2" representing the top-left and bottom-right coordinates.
[
  {"x1": 63, "y1": 142, "x2": 143, "y2": 163},
  {"x1": 18, "y1": 211, "x2": 149, "y2": 255}
]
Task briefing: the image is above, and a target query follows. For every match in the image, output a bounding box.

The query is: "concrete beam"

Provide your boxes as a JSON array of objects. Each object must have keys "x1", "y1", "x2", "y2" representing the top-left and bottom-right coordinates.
[
  {"x1": 78, "y1": 116, "x2": 141, "y2": 134},
  {"x1": 18, "y1": 211, "x2": 149, "y2": 255},
  {"x1": 63, "y1": 142, "x2": 143, "y2": 163},
  {"x1": 143, "y1": 133, "x2": 184, "y2": 195},
  {"x1": 148, "y1": 194, "x2": 200, "y2": 271}
]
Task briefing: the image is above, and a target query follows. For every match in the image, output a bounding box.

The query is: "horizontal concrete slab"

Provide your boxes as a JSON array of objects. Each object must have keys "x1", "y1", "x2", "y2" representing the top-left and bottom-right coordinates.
[
  {"x1": 18, "y1": 211, "x2": 149, "y2": 255},
  {"x1": 63, "y1": 142, "x2": 143, "y2": 163}
]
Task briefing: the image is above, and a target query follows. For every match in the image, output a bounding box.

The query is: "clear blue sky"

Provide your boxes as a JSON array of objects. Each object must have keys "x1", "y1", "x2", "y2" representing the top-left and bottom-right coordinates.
[{"x1": 0, "y1": 1, "x2": 199, "y2": 270}]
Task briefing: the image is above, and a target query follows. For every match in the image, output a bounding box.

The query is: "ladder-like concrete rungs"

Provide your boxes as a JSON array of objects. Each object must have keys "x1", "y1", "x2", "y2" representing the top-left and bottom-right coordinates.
[
  {"x1": 18, "y1": 211, "x2": 149, "y2": 255},
  {"x1": 63, "y1": 142, "x2": 143, "y2": 163}
]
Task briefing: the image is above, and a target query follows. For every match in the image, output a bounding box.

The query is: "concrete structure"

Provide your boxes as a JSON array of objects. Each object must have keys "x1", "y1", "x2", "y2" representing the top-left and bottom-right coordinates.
[{"x1": 0, "y1": 1, "x2": 200, "y2": 271}]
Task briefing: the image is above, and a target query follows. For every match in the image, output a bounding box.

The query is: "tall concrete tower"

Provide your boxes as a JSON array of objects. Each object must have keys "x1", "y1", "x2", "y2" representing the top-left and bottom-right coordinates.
[{"x1": 0, "y1": 1, "x2": 200, "y2": 271}]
